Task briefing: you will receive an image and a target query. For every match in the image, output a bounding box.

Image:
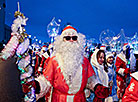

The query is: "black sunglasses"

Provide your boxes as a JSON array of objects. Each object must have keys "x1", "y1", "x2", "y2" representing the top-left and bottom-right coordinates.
[{"x1": 63, "y1": 36, "x2": 78, "y2": 41}]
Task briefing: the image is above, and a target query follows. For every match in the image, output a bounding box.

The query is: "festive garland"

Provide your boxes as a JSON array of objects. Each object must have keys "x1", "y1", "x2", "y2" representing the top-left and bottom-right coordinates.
[
  {"x1": 0, "y1": 4, "x2": 36, "y2": 101},
  {"x1": 14, "y1": 17, "x2": 36, "y2": 101}
]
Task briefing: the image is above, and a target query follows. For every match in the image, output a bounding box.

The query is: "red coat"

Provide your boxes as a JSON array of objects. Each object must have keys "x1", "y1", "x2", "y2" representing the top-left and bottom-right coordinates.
[
  {"x1": 122, "y1": 72, "x2": 138, "y2": 102},
  {"x1": 115, "y1": 55, "x2": 127, "y2": 79},
  {"x1": 115, "y1": 53, "x2": 127, "y2": 99},
  {"x1": 36, "y1": 56, "x2": 96, "y2": 102}
]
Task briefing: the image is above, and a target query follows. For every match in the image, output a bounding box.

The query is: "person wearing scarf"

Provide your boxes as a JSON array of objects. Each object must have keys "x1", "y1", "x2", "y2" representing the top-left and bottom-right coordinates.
[{"x1": 88, "y1": 49, "x2": 111, "y2": 102}]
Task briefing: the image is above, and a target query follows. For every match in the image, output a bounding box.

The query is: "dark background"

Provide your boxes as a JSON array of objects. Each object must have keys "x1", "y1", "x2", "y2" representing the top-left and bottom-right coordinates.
[{"x1": 0, "y1": 58, "x2": 23, "y2": 102}]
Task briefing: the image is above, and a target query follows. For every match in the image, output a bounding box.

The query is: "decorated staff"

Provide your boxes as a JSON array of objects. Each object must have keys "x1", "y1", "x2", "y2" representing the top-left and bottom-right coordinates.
[
  {"x1": 0, "y1": 2, "x2": 36, "y2": 102},
  {"x1": 47, "y1": 17, "x2": 61, "y2": 57}
]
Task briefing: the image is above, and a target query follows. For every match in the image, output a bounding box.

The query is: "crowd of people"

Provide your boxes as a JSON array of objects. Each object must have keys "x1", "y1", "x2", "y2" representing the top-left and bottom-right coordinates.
[
  {"x1": 0, "y1": 25, "x2": 138, "y2": 102},
  {"x1": 21, "y1": 25, "x2": 137, "y2": 102}
]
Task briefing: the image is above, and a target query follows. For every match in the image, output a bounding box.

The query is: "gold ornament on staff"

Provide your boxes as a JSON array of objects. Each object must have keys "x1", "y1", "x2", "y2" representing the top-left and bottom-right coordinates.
[{"x1": 14, "y1": 2, "x2": 25, "y2": 18}]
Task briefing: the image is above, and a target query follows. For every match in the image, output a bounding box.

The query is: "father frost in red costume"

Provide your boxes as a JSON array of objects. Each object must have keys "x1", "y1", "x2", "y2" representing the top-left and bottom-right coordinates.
[{"x1": 23, "y1": 25, "x2": 110, "y2": 102}]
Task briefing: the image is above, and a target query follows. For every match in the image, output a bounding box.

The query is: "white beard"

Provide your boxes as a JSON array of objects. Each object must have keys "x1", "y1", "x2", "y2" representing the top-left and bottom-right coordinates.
[
  {"x1": 54, "y1": 40, "x2": 84, "y2": 83},
  {"x1": 53, "y1": 33, "x2": 86, "y2": 86},
  {"x1": 60, "y1": 41, "x2": 83, "y2": 76}
]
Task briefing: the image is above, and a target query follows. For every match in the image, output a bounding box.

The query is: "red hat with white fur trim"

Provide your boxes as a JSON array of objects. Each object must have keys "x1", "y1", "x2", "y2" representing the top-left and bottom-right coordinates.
[
  {"x1": 123, "y1": 43, "x2": 129, "y2": 51},
  {"x1": 61, "y1": 25, "x2": 77, "y2": 36},
  {"x1": 106, "y1": 52, "x2": 114, "y2": 60},
  {"x1": 100, "y1": 45, "x2": 106, "y2": 51},
  {"x1": 41, "y1": 45, "x2": 47, "y2": 51},
  {"x1": 48, "y1": 44, "x2": 53, "y2": 50}
]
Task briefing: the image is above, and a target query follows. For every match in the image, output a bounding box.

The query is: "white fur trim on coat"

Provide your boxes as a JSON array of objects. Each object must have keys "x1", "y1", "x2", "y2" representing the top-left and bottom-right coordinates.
[
  {"x1": 87, "y1": 75, "x2": 101, "y2": 91},
  {"x1": 105, "y1": 96, "x2": 113, "y2": 102},
  {"x1": 84, "y1": 89, "x2": 91, "y2": 98},
  {"x1": 118, "y1": 68, "x2": 125, "y2": 76},
  {"x1": 35, "y1": 75, "x2": 51, "y2": 101},
  {"x1": 61, "y1": 29, "x2": 77, "y2": 37},
  {"x1": 43, "y1": 52, "x2": 49, "y2": 59},
  {"x1": 130, "y1": 72, "x2": 138, "y2": 81},
  {"x1": 117, "y1": 52, "x2": 127, "y2": 64}
]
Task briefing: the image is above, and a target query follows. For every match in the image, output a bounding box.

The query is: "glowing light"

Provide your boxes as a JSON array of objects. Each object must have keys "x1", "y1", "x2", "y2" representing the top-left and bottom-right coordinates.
[
  {"x1": 47, "y1": 17, "x2": 61, "y2": 37},
  {"x1": 21, "y1": 81, "x2": 25, "y2": 84},
  {"x1": 58, "y1": 19, "x2": 61, "y2": 22},
  {"x1": 39, "y1": 40, "x2": 41, "y2": 44},
  {"x1": 29, "y1": 35, "x2": 31, "y2": 38}
]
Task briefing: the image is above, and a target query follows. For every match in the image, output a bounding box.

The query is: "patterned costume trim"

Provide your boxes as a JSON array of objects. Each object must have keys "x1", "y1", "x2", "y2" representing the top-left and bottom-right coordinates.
[{"x1": 118, "y1": 68, "x2": 125, "y2": 76}]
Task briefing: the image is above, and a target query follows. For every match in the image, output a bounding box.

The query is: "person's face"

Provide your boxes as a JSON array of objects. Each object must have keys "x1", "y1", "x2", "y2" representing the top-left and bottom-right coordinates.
[
  {"x1": 97, "y1": 52, "x2": 105, "y2": 65},
  {"x1": 107, "y1": 56, "x2": 114, "y2": 64},
  {"x1": 112, "y1": 52, "x2": 116, "y2": 56},
  {"x1": 41, "y1": 50, "x2": 46, "y2": 54}
]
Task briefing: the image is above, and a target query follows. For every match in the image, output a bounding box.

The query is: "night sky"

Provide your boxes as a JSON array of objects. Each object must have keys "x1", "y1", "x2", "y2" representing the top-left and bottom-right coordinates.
[{"x1": 5, "y1": 0, "x2": 138, "y2": 43}]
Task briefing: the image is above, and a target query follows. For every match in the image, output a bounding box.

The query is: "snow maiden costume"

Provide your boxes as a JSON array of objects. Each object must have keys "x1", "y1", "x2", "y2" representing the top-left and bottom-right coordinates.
[
  {"x1": 88, "y1": 49, "x2": 110, "y2": 102},
  {"x1": 105, "y1": 52, "x2": 118, "y2": 102},
  {"x1": 91, "y1": 49, "x2": 109, "y2": 87}
]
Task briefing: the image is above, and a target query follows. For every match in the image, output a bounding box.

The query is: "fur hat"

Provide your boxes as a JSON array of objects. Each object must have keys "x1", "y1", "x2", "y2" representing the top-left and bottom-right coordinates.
[
  {"x1": 100, "y1": 45, "x2": 106, "y2": 51},
  {"x1": 41, "y1": 45, "x2": 47, "y2": 51},
  {"x1": 123, "y1": 43, "x2": 129, "y2": 51},
  {"x1": 61, "y1": 25, "x2": 77, "y2": 36},
  {"x1": 106, "y1": 52, "x2": 114, "y2": 60},
  {"x1": 48, "y1": 44, "x2": 53, "y2": 50},
  {"x1": 32, "y1": 43, "x2": 40, "y2": 51}
]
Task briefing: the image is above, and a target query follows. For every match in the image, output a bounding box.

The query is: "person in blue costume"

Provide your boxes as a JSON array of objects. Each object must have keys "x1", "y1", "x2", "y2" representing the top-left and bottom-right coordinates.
[
  {"x1": 86, "y1": 49, "x2": 111, "y2": 102},
  {"x1": 105, "y1": 52, "x2": 118, "y2": 102}
]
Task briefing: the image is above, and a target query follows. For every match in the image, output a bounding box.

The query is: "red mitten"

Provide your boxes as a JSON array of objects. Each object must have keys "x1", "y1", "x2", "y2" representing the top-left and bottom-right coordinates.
[
  {"x1": 94, "y1": 84, "x2": 110, "y2": 99},
  {"x1": 124, "y1": 68, "x2": 130, "y2": 75},
  {"x1": 109, "y1": 85, "x2": 112, "y2": 95},
  {"x1": 22, "y1": 81, "x2": 36, "y2": 93}
]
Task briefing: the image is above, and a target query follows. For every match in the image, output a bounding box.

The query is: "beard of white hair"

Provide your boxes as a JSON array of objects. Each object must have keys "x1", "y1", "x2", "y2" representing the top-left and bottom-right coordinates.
[
  {"x1": 53, "y1": 37, "x2": 84, "y2": 82},
  {"x1": 60, "y1": 41, "x2": 83, "y2": 76}
]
